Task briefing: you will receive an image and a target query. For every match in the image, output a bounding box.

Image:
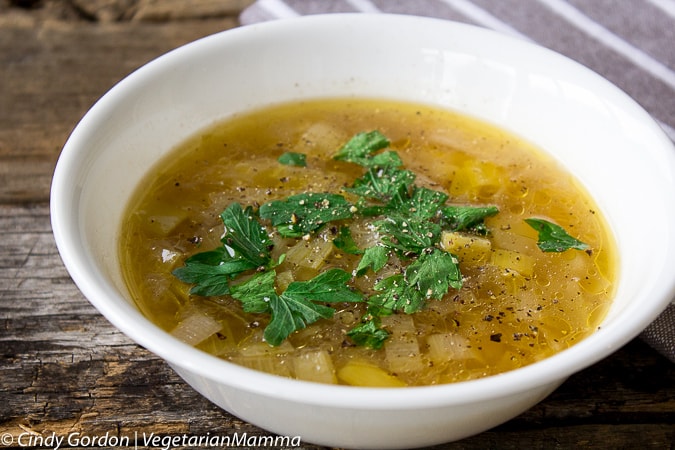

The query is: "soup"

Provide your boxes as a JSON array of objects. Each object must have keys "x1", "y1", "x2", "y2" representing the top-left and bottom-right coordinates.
[{"x1": 120, "y1": 98, "x2": 617, "y2": 386}]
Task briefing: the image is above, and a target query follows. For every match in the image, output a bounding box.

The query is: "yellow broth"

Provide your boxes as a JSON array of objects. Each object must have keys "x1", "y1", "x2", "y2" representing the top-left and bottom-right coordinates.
[{"x1": 120, "y1": 98, "x2": 617, "y2": 386}]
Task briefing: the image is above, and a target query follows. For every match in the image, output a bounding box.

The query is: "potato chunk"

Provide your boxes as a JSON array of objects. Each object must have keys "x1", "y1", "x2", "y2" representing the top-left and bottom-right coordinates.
[
  {"x1": 440, "y1": 231, "x2": 492, "y2": 265},
  {"x1": 337, "y1": 360, "x2": 407, "y2": 387}
]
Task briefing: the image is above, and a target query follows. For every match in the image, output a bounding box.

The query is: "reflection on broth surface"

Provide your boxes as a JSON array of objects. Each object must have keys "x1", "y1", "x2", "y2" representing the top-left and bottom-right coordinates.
[{"x1": 120, "y1": 98, "x2": 617, "y2": 386}]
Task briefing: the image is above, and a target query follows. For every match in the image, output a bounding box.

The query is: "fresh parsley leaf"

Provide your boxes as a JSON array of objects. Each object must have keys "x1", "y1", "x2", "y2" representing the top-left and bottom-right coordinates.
[
  {"x1": 355, "y1": 245, "x2": 389, "y2": 276},
  {"x1": 441, "y1": 205, "x2": 499, "y2": 235},
  {"x1": 185, "y1": 246, "x2": 236, "y2": 265},
  {"x1": 406, "y1": 248, "x2": 462, "y2": 300},
  {"x1": 173, "y1": 204, "x2": 277, "y2": 296},
  {"x1": 525, "y1": 218, "x2": 590, "y2": 252},
  {"x1": 284, "y1": 268, "x2": 363, "y2": 303},
  {"x1": 347, "y1": 317, "x2": 389, "y2": 349},
  {"x1": 395, "y1": 186, "x2": 449, "y2": 220},
  {"x1": 172, "y1": 259, "x2": 255, "y2": 296},
  {"x1": 332, "y1": 226, "x2": 363, "y2": 255},
  {"x1": 376, "y1": 215, "x2": 441, "y2": 255},
  {"x1": 347, "y1": 165, "x2": 416, "y2": 204},
  {"x1": 365, "y1": 249, "x2": 461, "y2": 317},
  {"x1": 227, "y1": 269, "x2": 365, "y2": 346},
  {"x1": 333, "y1": 130, "x2": 391, "y2": 166},
  {"x1": 352, "y1": 197, "x2": 387, "y2": 217},
  {"x1": 172, "y1": 245, "x2": 258, "y2": 296},
  {"x1": 259, "y1": 192, "x2": 355, "y2": 238},
  {"x1": 368, "y1": 274, "x2": 425, "y2": 315},
  {"x1": 278, "y1": 152, "x2": 307, "y2": 167},
  {"x1": 264, "y1": 293, "x2": 335, "y2": 346},
  {"x1": 261, "y1": 269, "x2": 364, "y2": 346},
  {"x1": 229, "y1": 270, "x2": 276, "y2": 314},
  {"x1": 368, "y1": 150, "x2": 403, "y2": 168},
  {"x1": 220, "y1": 203, "x2": 273, "y2": 267}
]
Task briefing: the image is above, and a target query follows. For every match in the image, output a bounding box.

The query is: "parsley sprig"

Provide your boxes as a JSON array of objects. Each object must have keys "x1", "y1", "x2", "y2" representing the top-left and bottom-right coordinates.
[
  {"x1": 172, "y1": 203, "x2": 272, "y2": 296},
  {"x1": 230, "y1": 269, "x2": 363, "y2": 346},
  {"x1": 525, "y1": 218, "x2": 590, "y2": 252},
  {"x1": 172, "y1": 130, "x2": 590, "y2": 349},
  {"x1": 259, "y1": 192, "x2": 355, "y2": 238},
  {"x1": 337, "y1": 131, "x2": 466, "y2": 347}
]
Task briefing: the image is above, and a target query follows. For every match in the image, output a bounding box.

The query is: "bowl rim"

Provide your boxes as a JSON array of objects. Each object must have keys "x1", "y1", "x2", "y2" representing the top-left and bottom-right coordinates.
[{"x1": 51, "y1": 13, "x2": 675, "y2": 410}]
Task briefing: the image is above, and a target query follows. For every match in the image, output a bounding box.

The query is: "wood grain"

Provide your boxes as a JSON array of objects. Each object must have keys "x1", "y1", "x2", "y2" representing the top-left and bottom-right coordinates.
[
  {"x1": 0, "y1": 5, "x2": 673, "y2": 449},
  {"x1": 0, "y1": 16, "x2": 234, "y2": 204}
]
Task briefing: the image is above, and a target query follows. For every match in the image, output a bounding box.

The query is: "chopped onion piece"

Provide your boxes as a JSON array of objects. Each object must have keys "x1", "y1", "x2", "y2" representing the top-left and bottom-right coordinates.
[
  {"x1": 491, "y1": 248, "x2": 535, "y2": 277},
  {"x1": 285, "y1": 237, "x2": 333, "y2": 269},
  {"x1": 384, "y1": 340, "x2": 425, "y2": 375},
  {"x1": 292, "y1": 349, "x2": 337, "y2": 384},
  {"x1": 427, "y1": 333, "x2": 479, "y2": 362},
  {"x1": 170, "y1": 311, "x2": 222, "y2": 346},
  {"x1": 239, "y1": 341, "x2": 294, "y2": 357},
  {"x1": 231, "y1": 355, "x2": 292, "y2": 377},
  {"x1": 276, "y1": 270, "x2": 294, "y2": 292}
]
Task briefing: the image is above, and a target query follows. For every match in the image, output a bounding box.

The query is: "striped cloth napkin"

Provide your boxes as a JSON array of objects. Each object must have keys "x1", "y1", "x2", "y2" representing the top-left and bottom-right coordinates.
[{"x1": 239, "y1": 0, "x2": 675, "y2": 362}]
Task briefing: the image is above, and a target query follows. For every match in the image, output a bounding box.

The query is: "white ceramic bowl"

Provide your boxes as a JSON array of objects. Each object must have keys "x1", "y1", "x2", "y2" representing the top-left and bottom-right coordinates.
[{"x1": 51, "y1": 14, "x2": 675, "y2": 449}]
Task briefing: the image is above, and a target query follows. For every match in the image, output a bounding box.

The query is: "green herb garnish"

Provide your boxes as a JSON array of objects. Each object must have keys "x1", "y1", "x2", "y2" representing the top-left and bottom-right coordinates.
[
  {"x1": 231, "y1": 268, "x2": 362, "y2": 346},
  {"x1": 230, "y1": 270, "x2": 277, "y2": 314},
  {"x1": 407, "y1": 248, "x2": 463, "y2": 300},
  {"x1": 376, "y1": 215, "x2": 442, "y2": 256},
  {"x1": 278, "y1": 152, "x2": 307, "y2": 167},
  {"x1": 364, "y1": 249, "x2": 462, "y2": 318},
  {"x1": 441, "y1": 205, "x2": 499, "y2": 235},
  {"x1": 348, "y1": 165, "x2": 416, "y2": 206},
  {"x1": 172, "y1": 203, "x2": 273, "y2": 295},
  {"x1": 172, "y1": 255, "x2": 254, "y2": 296},
  {"x1": 397, "y1": 187, "x2": 449, "y2": 220},
  {"x1": 347, "y1": 317, "x2": 390, "y2": 349},
  {"x1": 355, "y1": 245, "x2": 389, "y2": 276},
  {"x1": 173, "y1": 130, "x2": 591, "y2": 349},
  {"x1": 332, "y1": 226, "x2": 364, "y2": 255},
  {"x1": 220, "y1": 203, "x2": 273, "y2": 267},
  {"x1": 266, "y1": 269, "x2": 363, "y2": 346},
  {"x1": 259, "y1": 192, "x2": 355, "y2": 238},
  {"x1": 367, "y1": 274, "x2": 424, "y2": 315},
  {"x1": 333, "y1": 130, "x2": 395, "y2": 167},
  {"x1": 525, "y1": 218, "x2": 590, "y2": 252}
]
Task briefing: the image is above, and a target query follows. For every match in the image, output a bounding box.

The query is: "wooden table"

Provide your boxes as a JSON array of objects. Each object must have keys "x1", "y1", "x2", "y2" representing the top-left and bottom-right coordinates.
[{"x1": 1, "y1": 3, "x2": 673, "y2": 449}]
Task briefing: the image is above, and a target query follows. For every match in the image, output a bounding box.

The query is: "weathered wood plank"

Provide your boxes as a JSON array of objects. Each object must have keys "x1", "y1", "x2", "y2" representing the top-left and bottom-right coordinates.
[
  {"x1": 1, "y1": 0, "x2": 254, "y2": 23},
  {"x1": 0, "y1": 18, "x2": 237, "y2": 204}
]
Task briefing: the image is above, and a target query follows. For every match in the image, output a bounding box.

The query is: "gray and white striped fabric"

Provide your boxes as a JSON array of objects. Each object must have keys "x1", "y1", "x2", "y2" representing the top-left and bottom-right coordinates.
[{"x1": 239, "y1": 0, "x2": 675, "y2": 362}]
